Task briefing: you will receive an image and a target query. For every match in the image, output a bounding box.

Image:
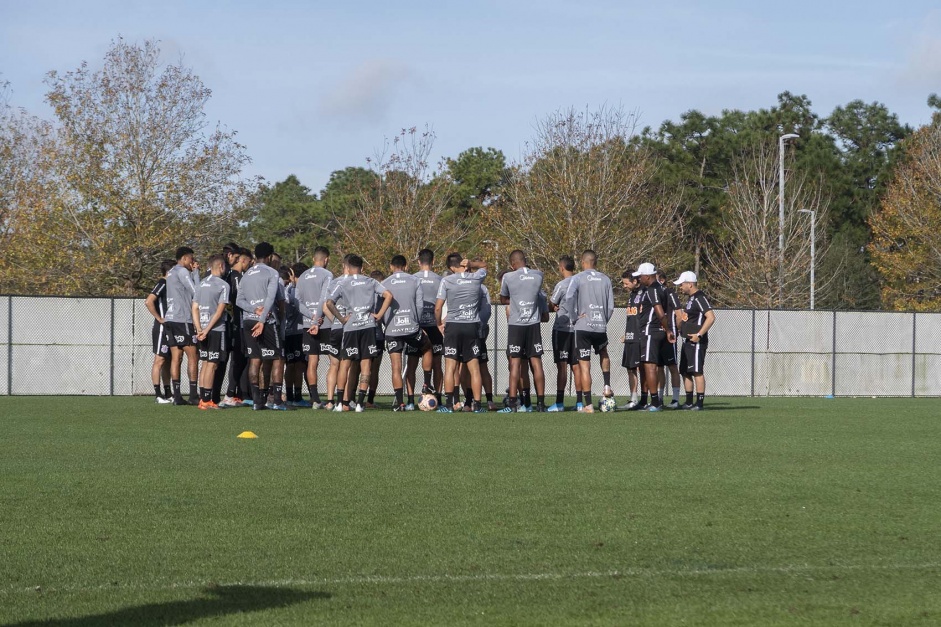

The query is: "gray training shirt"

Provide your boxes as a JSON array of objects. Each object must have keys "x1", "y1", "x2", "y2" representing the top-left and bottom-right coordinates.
[
  {"x1": 563, "y1": 269, "x2": 615, "y2": 333},
  {"x1": 295, "y1": 266, "x2": 334, "y2": 329},
  {"x1": 436, "y1": 269, "x2": 488, "y2": 324},
  {"x1": 236, "y1": 262, "x2": 280, "y2": 324},
  {"x1": 328, "y1": 274, "x2": 387, "y2": 332},
  {"x1": 164, "y1": 264, "x2": 198, "y2": 323},
  {"x1": 195, "y1": 275, "x2": 230, "y2": 332},
  {"x1": 550, "y1": 275, "x2": 576, "y2": 332},
  {"x1": 500, "y1": 267, "x2": 545, "y2": 327},
  {"x1": 381, "y1": 272, "x2": 423, "y2": 337},
  {"x1": 414, "y1": 270, "x2": 443, "y2": 327}
]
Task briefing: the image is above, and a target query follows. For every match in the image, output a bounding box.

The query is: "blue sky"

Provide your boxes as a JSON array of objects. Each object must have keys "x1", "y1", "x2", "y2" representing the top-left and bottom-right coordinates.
[{"x1": 2, "y1": 1, "x2": 939, "y2": 193}]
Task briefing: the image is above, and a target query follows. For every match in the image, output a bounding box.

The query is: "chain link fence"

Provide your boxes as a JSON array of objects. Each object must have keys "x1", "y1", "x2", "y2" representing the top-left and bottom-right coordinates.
[{"x1": 1, "y1": 295, "x2": 940, "y2": 397}]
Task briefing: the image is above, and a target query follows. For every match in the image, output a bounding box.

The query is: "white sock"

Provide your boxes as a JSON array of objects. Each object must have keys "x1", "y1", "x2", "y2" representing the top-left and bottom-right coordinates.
[{"x1": 672, "y1": 387, "x2": 680, "y2": 402}]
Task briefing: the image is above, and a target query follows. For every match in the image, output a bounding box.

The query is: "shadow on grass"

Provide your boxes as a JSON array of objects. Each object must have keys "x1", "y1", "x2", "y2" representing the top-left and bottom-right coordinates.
[{"x1": 6, "y1": 584, "x2": 330, "y2": 626}]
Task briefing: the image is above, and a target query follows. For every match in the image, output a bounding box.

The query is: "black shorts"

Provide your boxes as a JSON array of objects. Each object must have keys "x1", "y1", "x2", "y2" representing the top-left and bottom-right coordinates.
[
  {"x1": 421, "y1": 326, "x2": 444, "y2": 356},
  {"x1": 575, "y1": 330, "x2": 608, "y2": 361},
  {"x1": 285, "y1": 335, "x2": 305, "y2": 364},
  {"x1": 242, "y1": 319, "x2": 281, "y2": 361},
  {"x1": 641, "y1": 331, "x2": 666, "y2": 365},
  {"x1": 507, "y1": 325, "x2": 544, "y2": 359},
  {"x1": 680, "y1": 338, "x2": 708, "y2": 374},
  {"x1": 301, "y1": 328, "x2": 322, "y2": 356},
  {"x1": 443, "y1": 322, "x2": 481, "y2": 363},
  {"x1": 659, "y1": 333, "x2": 678, "y2": 366},
  {"x1": 621, "y1": 341, "x2": 641, "y2": 369},
  {"x1": 341, "y1": 328, "x2": 380, "y2": 361},
  {"x1": 198, "y1": 329, "x2": 228, "y2": 363},
  {"x1": 320, "y1": 328, "x2": 342, "y2": 357},
  {"x1": 551, "y1": 329, "x2": 576, "y2": 365},
  {"x1": 152, "y1": 322, "x2": 170, "y2": 357},
  {"x1": 386, "y1": 330, "x2": 428, "y2": 355},
  {"x1": 164, "y1": 321, "x2": 196, "y2": 348}
]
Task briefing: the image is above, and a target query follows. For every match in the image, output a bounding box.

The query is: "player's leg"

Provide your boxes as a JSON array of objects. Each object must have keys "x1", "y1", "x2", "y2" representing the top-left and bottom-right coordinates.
[
  {"x1": 389, "y1": 350, "x2": 405, "y2": 409},
  {"x1": 441, "y1": 356, "x2": 458, "y2": 411},
  {"x1": 464, "y1": 357, "x2": 483, "y2": 409},
  {"x1": 479, "y1": 354, "x2": 494, "y2": 410},
  {"x1": 506, "y1": 355, "x2": 521, "y2": 411},
  {"x1": 599, "y1": 345, "x2": 612, "y2": 399},
  {"x1": 366, "y1": 352, "x2": 382, "y2": 408},
  {"x1": 529, "y1": 355, "x2": 546, "y2": 411},
  {"x1": 183, "y1": 344, "x2": 199, "y2": 404}
]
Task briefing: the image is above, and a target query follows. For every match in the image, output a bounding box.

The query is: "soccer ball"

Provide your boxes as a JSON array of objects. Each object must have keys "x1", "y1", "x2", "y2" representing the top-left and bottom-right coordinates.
[
  {"x1": 599, "y1": 396, "x2": 617, "y2": 412},
  {"x1": 418, "y1": 393, "x2": 438, "y2": 411}
]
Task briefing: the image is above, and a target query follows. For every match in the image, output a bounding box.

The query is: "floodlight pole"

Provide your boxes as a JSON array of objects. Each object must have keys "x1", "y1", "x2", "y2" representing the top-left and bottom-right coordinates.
[
  {"x1": 798, "y1": 209, "x2": 815, "y2": 310},
  {"x1": 778, "y1": 133, "x2": 799, "y2": 307}
]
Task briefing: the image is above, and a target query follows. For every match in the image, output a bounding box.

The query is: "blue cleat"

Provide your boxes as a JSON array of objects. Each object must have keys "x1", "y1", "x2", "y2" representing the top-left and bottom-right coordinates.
[
  {"x1": 242, "y1": 399, "x2": 254, "y2": 407},
  {"x1": 647, "y1": 404, "x2": 661, "y2": 412},
  {"x1": 293, "y1": 399, "x2": 313, "y2": 408},
  {"x1": 436, "y1": 406, "x2": 453, "y2": 413},
  {"x1": 547, "y1": 403, "x2": 565, "y2": 412},
  {"x1": 574, "y1": 402, "x2": 584, "y2": 412},
  {"x1": 269, "y1": 403, "x2": 288, "y2": 411}
]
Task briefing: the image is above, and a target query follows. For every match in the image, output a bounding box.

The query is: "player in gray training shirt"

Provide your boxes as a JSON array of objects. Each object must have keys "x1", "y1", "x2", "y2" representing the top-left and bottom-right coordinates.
[
  {"x1": 192, "y1": 255, "x2": 230, "y2": 408},
  {"x1": 563, "y1": 250, "x2": 615, "y2": 413},
  {"x1": 295, "y1": 246, "x2": 333, "y2": 408},
  {"x1": 324, "y1": 254, "x2": 393, "y2": 412},
  {"x1": 499, "y1": 249, "x2": 549, "y2": 412},
  {"x1": 164, "y1": 246, "x2": 200, "y2": 405},
  {"x1": 547, "y1": 255, "x2": 582, "y2": 411},
  {"x1": 434, "y1": 253, "x2": 488, "y2": 412},
  {"x1": 236, "y1": 242, "x2": 282, "y2": 410},
  {"x1": 414, "y1": 248, "x2": 444, "y2": 396},
  {"x1": 382, "y1": 255, "x2": 431, "y2": 411}
]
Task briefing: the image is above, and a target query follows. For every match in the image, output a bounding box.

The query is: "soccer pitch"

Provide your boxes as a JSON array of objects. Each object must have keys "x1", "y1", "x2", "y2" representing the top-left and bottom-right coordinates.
[{"x1": 1, "y1": 397, "x2": 939, "y2": 626}]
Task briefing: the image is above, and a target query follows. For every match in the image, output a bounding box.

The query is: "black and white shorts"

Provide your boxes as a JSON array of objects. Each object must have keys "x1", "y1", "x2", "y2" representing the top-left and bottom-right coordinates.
[
  {"x1": 285, "y1": 334, "x2": 305, "y2": 364},
  {"x1": 443, "y1": 322, "x2": 480, "y2": 363},
  {"x1": 621, "y1": 341, "x2": 642, "y2": 369},
  {"x1": 659, "y1": 333, "x2": 678, "y2": 366},
  {"x1": 301, "y1": 328, "x2": 323, "y2": 356},
  {"x1": 641, "y1": 330, "x2": 666, "y2": 365},
  {"x1": 386, "y1": 330, "x2": 428, "y2": 355},
  {"x1": 552, "y1": 329, "x2": 576, "y2": 365},
  {"x1": 198, "y1": 329, "x2": 228, "y2": 364},
  {"x1": 152, "y1": 322, "x2": 170, "y2": 356},
  {"x1": 164, "y1": 321, "x2": 196, "y2": 348},
  {"x1": 680, "y1": 338, "x2": 708, "y2": 374},
  {"x1": 320, "y1": 328, "x2": 342, "y2": 357},
  {"x1": 242, "y1": 319, "x2": 281, "y2": 361},
  {"x1": 507, "y1": 325, "x2": 544, "y2": 359},
  {"x1": 575, "y1": 330, "x2": 608, "y2": 361},
  {"x1": 421, "y1": 326, "x2": 444, "y2": 356},
  {"x1": 340, "y1": 328, "x2": 380, "y2": 362}
]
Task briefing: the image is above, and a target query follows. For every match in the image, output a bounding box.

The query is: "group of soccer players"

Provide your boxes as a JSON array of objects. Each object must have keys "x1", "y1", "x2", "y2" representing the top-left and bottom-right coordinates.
[{"x1": 145, "y1": 243, "x2": 715, "y2": 412}]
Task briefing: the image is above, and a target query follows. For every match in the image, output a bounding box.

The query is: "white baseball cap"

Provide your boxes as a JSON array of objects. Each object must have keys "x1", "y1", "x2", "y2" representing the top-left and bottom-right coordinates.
[
  {"x1": 673, "y1": 271, "x2": 697, "y2": 285},
  {"x1": 632, "y1": 262, "x2": 656, "y2": 277}
]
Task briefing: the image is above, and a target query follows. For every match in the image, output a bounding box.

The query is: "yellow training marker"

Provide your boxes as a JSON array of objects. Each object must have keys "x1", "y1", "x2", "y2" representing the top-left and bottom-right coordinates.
[{"x1": 237, "y1": 431, "x2": 258, "y2": 439}]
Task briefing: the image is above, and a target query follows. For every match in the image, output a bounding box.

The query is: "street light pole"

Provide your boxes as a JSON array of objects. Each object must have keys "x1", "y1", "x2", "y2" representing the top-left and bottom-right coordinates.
[
  {"x1": 798, "y1": 209, "x2": 815, "y2": 310},
  {"x1": 778, "y1": 133, "x2": 799, "y2": 306}
]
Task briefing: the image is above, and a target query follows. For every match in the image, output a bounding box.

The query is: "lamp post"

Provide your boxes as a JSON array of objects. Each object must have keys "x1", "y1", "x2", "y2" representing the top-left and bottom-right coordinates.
[
  {"x1": 798, "y1": 209, "x2": 815, "y2": 310},
  {"x1": 778, "y1": 133, "x2": 799, "y2": 306}
]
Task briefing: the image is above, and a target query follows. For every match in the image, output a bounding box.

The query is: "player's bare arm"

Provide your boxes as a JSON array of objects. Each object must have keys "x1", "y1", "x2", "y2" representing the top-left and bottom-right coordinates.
[
  {"x1": 145, "y1": 294, "x2": 164, "y2": 324},
  {"x1": 373, "y1": 290, "x2": 393, "y2": 321},
  {"x1": 654, "y1": 303, "x2": 676, "y2": 343},
  {"x1": 690, "y1": 310, "x2": 716, "y2": 343}
]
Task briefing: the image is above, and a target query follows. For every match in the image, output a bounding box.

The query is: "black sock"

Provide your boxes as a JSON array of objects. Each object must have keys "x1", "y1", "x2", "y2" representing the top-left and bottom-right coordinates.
[
  {"x1": 407, "y1": 394, "x2": 415, "y2": 405},
  {"x1": 521, "y1": 389, "x2": 531, "y2": 407},
  {"x1": 252, "y1": 385, "x2": 263, "y2": 407},
  {"x1": 651, "y1": 392, "x2": 661, "y2": 407},
  {"x1": 451, "y1": 390, "x2": 461, "y2": 407},
  {"x1": 188, "y1": 381, "x2": 198, "y2": 401},
  {"x1": 307, "y1": 383, "x2": 320, "y2": 403},
  {"x1": 508, "y1": 396, "x2": 518, "y2": 408},
  {"x1": 163, "y1": 384, "x2": 171, "y2": 399},
  {"x1": 336, "y1": 389, "x2": 344, "y2": 405},
  {"x1": 272, "y1": 383, "x2": 283, "y2": 405},
  {"x1": 394, "y1": 388, "x2": 404, "y2": 405},
  {"x1": 367, "y1": 388, "x2": 376, "y2": 404},
  {"x1": 537, "y1": 396, "x2": 545, "y2": 406},
  {"x1": 576, "y1": 391, "x2": 583, "y2": 404},
  {"x1": 154, "y1": 384, "x2": 162, "y2": 398},
  {"x1": 696, "y1": 392, "x2": 705, "y2": 408},
  {"x1": 285, "y1": 386, "x2": 295, "y2": 402},
  {"x1": 556, "y1": 390, "x2": 564, "y2": 405},
  {"x1": 602, "y1": 371, "x2": 611, "y2": 386},
  {"x1": 357, "y1": 389, "x2": 366, "y2": 406},
  {"x1": 585, "y1": 392, "x2": 592, "y2": 406},
  {"x1": 172, "y1": 380, "x2": 182, "y2": 400},
  {"x1": 423, "y1": 370, "x2": 432, "y2": 387},
  {"x1": 686, "y1": 391, "x2": 694, "y2": 405},
  {"x1": 200, "y1": 387, "x2": 212, "y2": 402},
  {"x1": 486, "y1": 392, "x2": 493, "y2": 402},
  {"x1": 640, "y1": 392, "x2": 648, "y2": 406},
  {"x1": 463, "y1": 387, "x2": 473, "y2": 404}
]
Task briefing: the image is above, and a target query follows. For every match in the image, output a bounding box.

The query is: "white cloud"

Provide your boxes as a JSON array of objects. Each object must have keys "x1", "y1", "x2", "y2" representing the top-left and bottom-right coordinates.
[
  {"x1": 319, "y1": 59, "x2": 413, "y2": 124},
  {"x1": 897, "y1": 24, "x2": 941, "y2": 88}
]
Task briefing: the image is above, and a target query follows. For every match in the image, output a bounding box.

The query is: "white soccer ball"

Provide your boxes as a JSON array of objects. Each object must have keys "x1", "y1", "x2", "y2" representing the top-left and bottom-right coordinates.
[
  {"x1": 418, "y1": 393, "x2": 438, "y2": 411},
  {"x1": 599, "y1": 396, "x2": 617, "y2": 412}
]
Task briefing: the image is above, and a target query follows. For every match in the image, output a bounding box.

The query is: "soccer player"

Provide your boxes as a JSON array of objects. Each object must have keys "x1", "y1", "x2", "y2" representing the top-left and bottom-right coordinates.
[
  {"x1": 674, "y1": 271, "x2": 715, "y2": 410},
  {"x1": 381, "y1": 256, "x2": 432, "y2": 411},
  {"x1": 476, "y1": 281, "x2": 497, "y2": 411},
  {"x1": 296, "y1": 246, "x2": 334, "y2": 409},
  {"x1": 633, "y1": 262, "x2": 676, "y2": 411},
  {"x1": 192, "y1": 255, "x2": 230, "y2": 409},
  {"x1": 414, "y1": 248, "x2": 444, "y2": 398},
  {"x1": 280, "y1": 265, "x2": 307, "y2": 407},
  {"x1": 211, "y1": 242, "x2": 242, "y2": 403},
  {"x1": 563, "y1": 250, "x2": 615, "y2": 413},
  {"x1": 236, "y1": 242, "x2": 282, "y2": 411},
  {"x1": 324, "y1": 255, "x2": 393, "y2": 412},
  {"x1": 434, "y1": 253, "x2": 488, "y2": 413},
  {"x1": 164, "y1": 247, "x2": 200, "y2": 405},
  {"x1": 366, "y1": 269, "x2": 387, "y2": 408},
  {"x1": 657, "y1": 271, "x2": 682, "y2": 408},
  {"x1": 144, "y1": 259, "x2": 176, "y2": 403},
  {"x1": 499, "y1": 250, "x2": 548, "y2": 413},
  {"x1": 619, "y1": 271, "x2": 645, "y2": 410},
  {"x1": 221, "y1": 248, "x2": 253, "y2": 407},
  {"x1": 548, "y1": 255, "x2": 581, "y2": 411}
]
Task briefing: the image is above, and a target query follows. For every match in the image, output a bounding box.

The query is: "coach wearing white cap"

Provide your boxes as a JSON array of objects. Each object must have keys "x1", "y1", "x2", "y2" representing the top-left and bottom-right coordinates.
[
  {"x1": 633, "y1": 262, "x2": 675, "y2": 411},
  {"x1": 674, "y1": 271, "x2": 715, "y2": 411}
]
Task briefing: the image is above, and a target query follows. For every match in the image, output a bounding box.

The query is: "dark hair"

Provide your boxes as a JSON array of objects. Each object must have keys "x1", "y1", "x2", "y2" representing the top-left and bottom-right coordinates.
[
  {"x1": 279, "y1": 266, "x2": 293, "y2": 281},
  {"x1": 621, "y1": 269, "x2": 634, "y2": 279},
  {"x1": 175, "y1": 246, "x2": 194, "y2": 261},
  {"x1": 292, "y1": 262, "x2": 309, "y2": 277},
  {"x1": 346, "y1": 254, "x2": 364, "y2": 270},
  {"x1": 254, "y1": 242, "x2": 274, "y2": 260},
  {"x1": 370, "y1": 270, "x2": 386, "y2": 281},
  {"x1": 558, "y1": 255, "x2": 575, "y2": 272},
  {"x1": 390, "y1": 254, "x2": 407, "y2": 269},
  {"x1": 160, "y1": 259, "x2": 176, "y2": 276},
  {"x1": 238, "y1": 247, "x2": 253, "y2": 258},
  {"x1": 509, "y1": 249, "x2": 525, "y2": 265},
  {"x1": 313, "y1": 246, "x2": 330, "y2": 260},
  {"x1": 657, "y1": 271, "x2": 667, "y2": 282},
  {"x1": 445, "y1": 252, "x2": 463, "y2": 269},
  {"x1": 223, "y1": 242, "x2": 240, "y2": 255},
  {"x1": 208, "y1": 254, "x2": 225, "y2": 270},
  {"x1": 418, "y1": 248, "x2": 435, "y2": 265},
  {"x1": 342, "y1": 253, "x2": 354, "y2": 264},
  {"x1": 271, "y1": 252, "x2": 281, "y2": 261},
  {"x1": 497, "y1": 269, "x2": 509, "y2": 282},
  {"x1": 581, "y1": 250, "x2": 597, "y2": 265}
]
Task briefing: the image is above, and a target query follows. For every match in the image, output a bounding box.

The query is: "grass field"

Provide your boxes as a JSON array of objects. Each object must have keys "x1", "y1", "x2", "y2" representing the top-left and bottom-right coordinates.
[{"x1": 1, "y1": 396, "x2": 939, "y2": 626}]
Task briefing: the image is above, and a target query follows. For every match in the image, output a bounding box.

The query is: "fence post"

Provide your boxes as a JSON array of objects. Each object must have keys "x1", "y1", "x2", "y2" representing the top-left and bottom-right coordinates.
[
  {"x1": 750, "y1": 309, "x2": 756, "y2": 397},
  {"x1": 831, "y1": 310, "x2": 837, "y2": 397},
  {"x1": 912, "y1": 313, "x2": 917, "y2": 398},
  {"x1": 6, "y1": 297, "x2": 12, "y2": 396},
  {"x1": 493, "y1": 305, "x2": 500, "y2": 397},
  {"x1": 109, "y1": 298, "x2": 115, "y2": 396}
]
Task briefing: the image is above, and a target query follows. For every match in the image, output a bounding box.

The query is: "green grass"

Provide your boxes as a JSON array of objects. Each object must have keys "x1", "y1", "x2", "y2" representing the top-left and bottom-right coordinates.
[{"x1": 0, "y1": 396, "x2": 939, "y2": 626}]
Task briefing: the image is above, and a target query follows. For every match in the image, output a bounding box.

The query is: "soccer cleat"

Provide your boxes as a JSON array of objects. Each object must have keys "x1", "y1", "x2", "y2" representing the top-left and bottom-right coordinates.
[
  {"x1": 519, "y1": 405, "x2": 533, "y2": 413},
  {"x1": 535, "y1": 403, "x2": 548, "y2": 413},
  {"x1": 252, "y1": 403, "x2": 267, "y2": 411},
  {"x1": 647, "y1": 404, "x2": 661, "y2": 412},
  {"x1": 603, "y1": 385, "x2": 614, "y2": 398},
  {"x1": 172, "y1": 396, "x2": 188, "y2": 406},
  {"x1": 617, "y1": 401, "x2": 636, "y2": 411},
  {"x1": 393, "y1": 403, "x2": 407, "y2": 412},
  {"x1": 293, "y1": 399, "x2": 313, "y2": 408},
  {"x1": 197, "y1": 400, "x2": 221, "y2": 410},
  {"x1": 242, "y1": 398, "x2": 254, "y2": 407},
  {"x1": 473, "y1": 406, "x2": 487, "y2": 413},
  {"x1": 188, "y1": 397, "x2": 199, "y2": 406},
  {"x1": 667, "y1": 400, "x2": 680, "y2": 409},
  {"x1": 404, "y1": 403, "x2": 416, "y2": 411},
  {"x1": 690, "y1": 405, "x2": 703, "y2": 411},
  {"x1": 436, "y1": 406, "x2": 453, "y2": 413},
  {"x1": 155, "y1": 396, "x2": 173, "y2": 404},
  {"x1": 421, "y1": 384, "x2": 436, "y2": 396},
  {"x1": 575, "y1": 402, "x2": 584, "y2": 412},
  {"x1": 497, "y1": 406, "x2": 514, "y2": 413},
  {"x1": 487, "y1": 401, "x2": 498, "y2": 412},
  {"x1": 581, "y1": 404, "x2": 595, "y2": 413},
  {"x1": 364, "y1": 402, "x2": 378, "y2": 409},
  {"x1": 680, "y1": 403, "x2": 695, "y2": 410},
  {"x1": 547, "y1": 403, "x2": 565, "y2": 412},
  {"x1": 462, "y1": 403, "x2": 474, "y2": 413},
  {"x1": 354, "y1": 403, "x2": 364, "y2": 413},
  {"x1": 218, "y1": 396, "x2": 240, "y2": 408},
  {"x1": 269, "y1": 403, "x2": 288, "y2": 411}
]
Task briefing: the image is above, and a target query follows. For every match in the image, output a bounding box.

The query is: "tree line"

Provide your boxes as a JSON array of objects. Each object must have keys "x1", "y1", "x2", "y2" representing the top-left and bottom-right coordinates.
[{"x1": 2, "y1": 39, "x2": 940, "y2": 310}]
